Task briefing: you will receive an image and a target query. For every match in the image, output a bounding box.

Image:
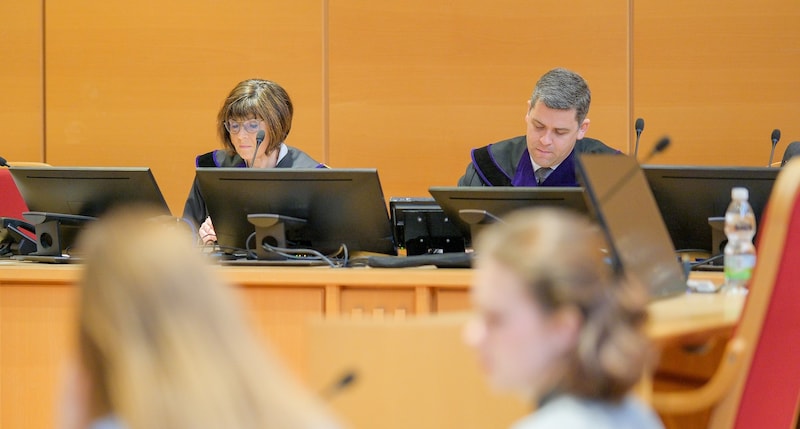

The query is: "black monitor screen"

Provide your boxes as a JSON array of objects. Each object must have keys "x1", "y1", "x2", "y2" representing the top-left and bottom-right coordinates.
[
  {"x1": 428, "y1": 186, "x2": 588, "y2": 240},
  {"x1": 196, "y1": 168, "x2": 395, "y2": 255},
  {"x1": 643, "y1": 166, "x2": 778, "y2": 253},
  {"x1": 10, "y1": 167, "x2": 169, "y2": 217}
]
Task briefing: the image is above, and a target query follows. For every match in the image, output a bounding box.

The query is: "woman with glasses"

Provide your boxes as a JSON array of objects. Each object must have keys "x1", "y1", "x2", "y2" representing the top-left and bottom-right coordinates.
[
  {"x1": 464, "y1": 208, "x2": 663, "y2": 429},
  {"x1": 182, "y1": 79, "x2": 323, "y2": 243}
]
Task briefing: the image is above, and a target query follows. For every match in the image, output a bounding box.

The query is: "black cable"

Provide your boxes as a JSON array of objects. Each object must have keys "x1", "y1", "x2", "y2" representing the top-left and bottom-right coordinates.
[
  {"x1": 690, "y1": 253, "x2": 724, "y2": 267},
  {"x1": 675, "y1": 248, "x2": 713, "y2": 254},
  {"x1": 260, "y1": 242, "x2": 349, "y2": 268},
  {"x1": 243, "y1": 232, "x2": 258, "y2": 259},
  {"x1": 203, "y1": 234, "x2": 256, "y2": 259}
]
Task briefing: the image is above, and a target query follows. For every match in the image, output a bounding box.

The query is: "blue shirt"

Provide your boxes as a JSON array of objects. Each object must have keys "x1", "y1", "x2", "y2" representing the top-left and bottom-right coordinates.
[{"x1": 511, "y1": 395, "x2": 664, "y2": 429}]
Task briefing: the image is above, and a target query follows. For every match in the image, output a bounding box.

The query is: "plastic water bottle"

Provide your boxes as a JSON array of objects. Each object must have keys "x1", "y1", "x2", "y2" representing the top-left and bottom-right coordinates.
[{"x1": 722, "y1": 187, "x2": 756, "y2": 295}]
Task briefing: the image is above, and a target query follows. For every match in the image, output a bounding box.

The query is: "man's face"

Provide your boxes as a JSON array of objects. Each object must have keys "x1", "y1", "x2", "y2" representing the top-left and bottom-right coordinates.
[{"x1": 525, "y1": 100, "x2": 590, "y2": 168}]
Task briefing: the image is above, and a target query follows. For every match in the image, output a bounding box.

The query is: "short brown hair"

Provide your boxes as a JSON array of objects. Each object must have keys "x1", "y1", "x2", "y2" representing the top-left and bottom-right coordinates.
[
  {"x1": 530, "y1": 68, "x2": 591, "y2": 124},
  {"x1": 475, "y1": 208, "x2": 650, "y2": 401},
  {"x1": 217, "y1": 79, "x2": 293, "y2": 156}
]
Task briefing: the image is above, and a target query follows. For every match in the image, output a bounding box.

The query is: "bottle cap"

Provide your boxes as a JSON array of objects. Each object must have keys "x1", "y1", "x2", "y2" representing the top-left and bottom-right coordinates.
[{"x1": 732, "y1": 187, "x2": 749, "y2": 200}]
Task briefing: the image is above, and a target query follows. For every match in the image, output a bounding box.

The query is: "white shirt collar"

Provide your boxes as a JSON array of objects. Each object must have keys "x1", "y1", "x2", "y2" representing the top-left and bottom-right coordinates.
[
  {"x1": 530, "y1": 154, "x2": 563, "y2": 173},
  {"x1": 276, "y1": 143, "x2": 288, "y2": 165}
]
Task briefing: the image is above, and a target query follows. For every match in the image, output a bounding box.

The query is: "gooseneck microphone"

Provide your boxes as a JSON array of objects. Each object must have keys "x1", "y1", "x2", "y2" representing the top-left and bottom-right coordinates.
[
  {"x1": 0, "y1": 156, "x2": 9, "y2": 167},
  {"x1": 768, "y1": 128, "x2": 781, "y2": 167},
  {"x1": 250, "y1": 130, "x2": 266, "y2": 168},
  {"x1": 320, "y1": 370, "x2": 358, "y2": 400},
  {"x1": 599, "y1": 136, "x2": 671, "y2": 205},
  {"x1": 633, "y1": 118, "x2": 645, "y2": 158}
]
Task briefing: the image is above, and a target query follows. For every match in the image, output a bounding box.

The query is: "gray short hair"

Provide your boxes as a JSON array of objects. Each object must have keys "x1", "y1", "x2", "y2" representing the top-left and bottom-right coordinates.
[{"x1": 529, "y1": 68, "x2": 591, "y2": 124}]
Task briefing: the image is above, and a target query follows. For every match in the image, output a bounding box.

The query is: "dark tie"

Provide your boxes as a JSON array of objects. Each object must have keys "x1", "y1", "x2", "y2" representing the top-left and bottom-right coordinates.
[{"x1": 535, "y1": 167, "x2": 552, "y2": 185}]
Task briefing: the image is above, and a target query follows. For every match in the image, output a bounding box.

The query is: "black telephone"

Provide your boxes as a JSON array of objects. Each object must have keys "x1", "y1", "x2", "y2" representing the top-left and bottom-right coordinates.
[{"x1": 0, "y1": 217, "x2": 37, "y2": 256}]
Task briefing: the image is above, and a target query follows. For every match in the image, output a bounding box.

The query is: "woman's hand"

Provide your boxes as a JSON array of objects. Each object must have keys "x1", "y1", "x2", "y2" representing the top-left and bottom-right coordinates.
[{"x1": 199, "y1": 217, "x2": 217, "y2": 244}]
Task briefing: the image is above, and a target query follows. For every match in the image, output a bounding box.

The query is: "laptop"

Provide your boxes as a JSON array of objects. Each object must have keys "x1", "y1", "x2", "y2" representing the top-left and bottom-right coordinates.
[{"x1": 575, "y1": 154, "x2": 692, "y2": 300}]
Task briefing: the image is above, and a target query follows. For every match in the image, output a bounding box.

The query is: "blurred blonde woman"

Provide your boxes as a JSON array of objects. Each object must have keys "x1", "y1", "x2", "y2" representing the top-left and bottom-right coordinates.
[
  {"x1": 57, "y1": 209, "x2": 340, "y2": 429},
  {"x1": 464, "y1": 208, "x2": 663, "y2": 429}
]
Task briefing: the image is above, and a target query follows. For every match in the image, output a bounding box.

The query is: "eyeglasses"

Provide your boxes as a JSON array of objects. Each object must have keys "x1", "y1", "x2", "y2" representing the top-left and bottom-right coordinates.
[{"x1": 223, "y1": 119, "x2": 262, "y2": 134}]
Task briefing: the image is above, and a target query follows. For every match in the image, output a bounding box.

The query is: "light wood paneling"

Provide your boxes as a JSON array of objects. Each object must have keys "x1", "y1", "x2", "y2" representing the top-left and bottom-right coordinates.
[
  {"x1": 44, "y1": 0, "x2": 325, "y2": 215},
  {"x1": 308, "y1": 314, "x2": 529, "y2": 429},
  {"x1": 0, "y1": 285, "x2": 76, "y2": 429},
  {"x1": 328, "y1": 0, "x2": 630, "y2": 199},
  {"x1": 434, "y1": 288, "x2": 471, "y2": 312},
  {"x1": 239, "y1": 287, "x2": 325, "y2": 380},
  {"x1": 340, "y1": 287, "x2": 417, "y2": 316},
  {"x1": 0, "y1": 2, "x2": 43, "y2": 162},
  {"x1": 632, "y1": 0, "x2": 800, "y2": 166}
]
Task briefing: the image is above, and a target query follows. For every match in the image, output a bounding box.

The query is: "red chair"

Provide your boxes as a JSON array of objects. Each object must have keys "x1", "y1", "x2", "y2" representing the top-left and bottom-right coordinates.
[
  {"x1": 0, "y1": 168, "x2": 28, "y2": 219},
  {"x1": 653, "y1": 157, "x2": 800, "y2": 428}
]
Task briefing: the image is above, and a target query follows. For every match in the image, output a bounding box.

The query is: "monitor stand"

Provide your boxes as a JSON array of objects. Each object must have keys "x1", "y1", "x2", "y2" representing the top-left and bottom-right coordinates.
[
  {"x1": 247, "y1": 214, "x2": 307, "y2": 260},
  {"x1": 22, "y1": 212, "x2": 96, "y2": 257},
  {"x1": 458, "y1": 209, "x2": 503, "y2": 245}
]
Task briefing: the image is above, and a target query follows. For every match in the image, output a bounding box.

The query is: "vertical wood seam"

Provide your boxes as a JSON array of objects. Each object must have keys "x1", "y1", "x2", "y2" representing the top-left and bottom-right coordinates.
[
  {"x1": 627, "y1": 0, "x2": 634, "y2": 155},
  {"x1": 321, "y1": 0, "x2": 330, "y2": 164},
  {"x1": 415, "y1": 286, "x2": 432, "y2": 315},
  {"x1": 324, "y1": 284, "x2": 340, "y2": 317},
  {"x1": 41, "y1": 0, "x2": 47, "y2": 163}
]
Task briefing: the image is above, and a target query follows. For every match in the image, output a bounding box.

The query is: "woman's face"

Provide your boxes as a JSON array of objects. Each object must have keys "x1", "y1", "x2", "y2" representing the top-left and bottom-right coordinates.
[
  {"x1": 464, "y1": 257, "x2": 576, "y2": 395},
  {"x1": 225, "y1": 116, "x2": 270, "y2": 165}
]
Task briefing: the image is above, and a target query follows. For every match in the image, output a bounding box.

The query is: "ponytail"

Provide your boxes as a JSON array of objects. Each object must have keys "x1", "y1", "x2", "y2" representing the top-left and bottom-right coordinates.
[{"x1": 565, "y1": 278, "x2": 651, "y2": 400}]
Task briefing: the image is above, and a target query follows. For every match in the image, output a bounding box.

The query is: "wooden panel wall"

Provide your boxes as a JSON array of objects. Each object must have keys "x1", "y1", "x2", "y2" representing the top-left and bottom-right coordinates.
[
  {"x1": 0, "y1": 2, "x2": 43, "y2": 163},
  {"x1": 327, "y1": 0, "x2": 631, "y2": 198},
  {"x1": 43, "y1": 0, "x2": 325, "y2": 215},
  {"x1": 632, "y1": 0, "x2": 800, "y2": 166},
  {"x1": 5, "y1": 2, "x2": 799, "y2": 213}
]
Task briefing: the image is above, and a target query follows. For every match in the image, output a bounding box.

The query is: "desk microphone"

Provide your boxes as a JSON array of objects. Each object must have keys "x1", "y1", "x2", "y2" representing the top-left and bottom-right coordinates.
[
  {"x1": 768, "y1": 128, "x2": 781, "y2": 166},
  {"x1": 250, "y1": 130, "x2": 266, "y2": 168},
  {"x1": 0, "y1": 156, "x2": 8, "y2": 167},
  {"x1": 320, "y1": 369, "x2": 358, "y2": 400},
  {"x1": 633, "y1": 118, "x2": 645, "y2": 158},
  {"x1": 598, "y1": 136, "x2": 671, "y2": 206}
]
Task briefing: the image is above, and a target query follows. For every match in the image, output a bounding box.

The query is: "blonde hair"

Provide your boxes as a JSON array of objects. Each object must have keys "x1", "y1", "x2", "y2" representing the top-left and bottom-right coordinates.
[
  {"x1": 475, "y1": 208, "x2": 650, "y2": 400},
  {"x1": 217, "y1": 79, "x2": 293, "y2": 156},
  {"x1": 76, "y1": 208, "x2": 338, "y2": 429}
]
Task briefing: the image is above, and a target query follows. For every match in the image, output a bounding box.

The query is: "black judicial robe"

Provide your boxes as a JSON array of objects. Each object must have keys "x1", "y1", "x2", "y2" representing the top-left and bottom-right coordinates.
[
  {"x1": 182, "y1": 146, "x2": 322, "y2": 228},
  {"x1": 457, "y1": 135, "x2": 619, "y2": 187}
]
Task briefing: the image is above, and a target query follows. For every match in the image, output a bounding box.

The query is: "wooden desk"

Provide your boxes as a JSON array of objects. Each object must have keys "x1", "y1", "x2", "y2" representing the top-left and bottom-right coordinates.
[{"x1": 0, "y1": 261, "x2": 741, "y2": 429}]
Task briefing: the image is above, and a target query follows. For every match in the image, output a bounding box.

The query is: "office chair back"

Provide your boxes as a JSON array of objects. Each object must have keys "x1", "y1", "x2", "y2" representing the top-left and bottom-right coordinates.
[
  {"x1": 722, "y1": 156, "x2": 800, "y2": 428},
  {"x1": 652, "y1": 157, "x2": 800, "y2": 429},
  {"x1": 0, "y1": 168, "x2": 28, "y2": 219}
]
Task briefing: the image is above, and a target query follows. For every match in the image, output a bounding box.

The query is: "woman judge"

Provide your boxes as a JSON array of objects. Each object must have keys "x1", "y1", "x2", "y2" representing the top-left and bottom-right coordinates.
[{"x1": 182, "y1": 79, "x2": 323, "y2": 243}]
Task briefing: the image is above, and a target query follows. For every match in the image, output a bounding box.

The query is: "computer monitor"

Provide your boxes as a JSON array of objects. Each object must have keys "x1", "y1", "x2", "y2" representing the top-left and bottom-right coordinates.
[
  {"x1": 9, "y1": 167, "x2": 170, "y2": 257},
  {"x1": 576, "y1": 154, "x2": 687, "y2": 300},
  {"x1": 196, "y1": 168, "x2": 395, "y2": 257},
  {"x1": 643, "y1": 166, "x2": 778, "y2": 253},
  {"x1": 10, "y1": 167, "x2": 170, "y2": 216},
  {"x1": 428, "y1": 187, "x2": 588, "y2": 243}
]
